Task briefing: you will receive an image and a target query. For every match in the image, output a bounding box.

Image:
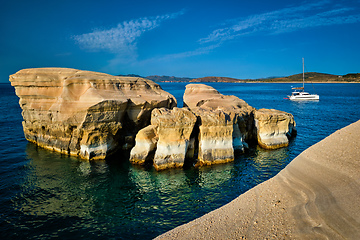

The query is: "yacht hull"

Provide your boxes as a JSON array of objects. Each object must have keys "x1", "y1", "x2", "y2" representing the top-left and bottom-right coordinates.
[{"x1": 288, "y1": 94, "x2": 319, "y2": 100}]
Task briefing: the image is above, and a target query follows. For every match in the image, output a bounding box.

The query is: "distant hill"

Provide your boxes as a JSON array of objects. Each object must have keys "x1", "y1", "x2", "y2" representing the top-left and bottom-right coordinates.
[
  {"x1": 190, "y1": 76, "x2": 246, "y2": 83},
  {"x1": 117, "y1": 74, "x2": 144, "y2": 78},
  {"x1": 146, "y1": 75, "x2": 193, "y2": 82},
  {"x1": 342, "y1": 73, "x2": 360, "y2": 80},
  {"x1": 259, "y1": 72, "x2": 360, "y2": 83}
]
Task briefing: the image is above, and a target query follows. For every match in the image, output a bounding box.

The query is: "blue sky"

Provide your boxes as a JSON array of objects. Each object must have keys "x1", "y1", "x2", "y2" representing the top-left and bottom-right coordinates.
[{"x1": 1, "y1": 0, "x2": 360, "y2": 82}]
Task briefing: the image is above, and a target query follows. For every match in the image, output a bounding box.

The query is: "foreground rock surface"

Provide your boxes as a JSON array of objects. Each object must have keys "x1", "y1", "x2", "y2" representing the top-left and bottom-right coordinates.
[
  {"x1": 10, "y1": 68, "x2": 176, "y2": 160},
  {"x1": 156, "y1": 119, "x2": 360, "y2": 239}
]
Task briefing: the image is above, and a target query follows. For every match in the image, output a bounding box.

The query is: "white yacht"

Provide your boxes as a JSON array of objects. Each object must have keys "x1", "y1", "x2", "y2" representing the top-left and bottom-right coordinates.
[{"x1": 288, "y1": 58, "x2": 319, "y2": 101}]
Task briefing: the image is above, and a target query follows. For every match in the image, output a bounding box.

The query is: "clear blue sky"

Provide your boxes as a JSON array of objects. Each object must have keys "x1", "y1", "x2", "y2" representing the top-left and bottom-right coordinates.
[{"x1": 1, "y1": 0, "x2": 360, "y2": 82}]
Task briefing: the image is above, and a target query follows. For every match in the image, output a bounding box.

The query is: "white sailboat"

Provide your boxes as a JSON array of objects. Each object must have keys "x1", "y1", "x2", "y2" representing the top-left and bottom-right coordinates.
[{"x1": 288, "y1": 58, "x2": 319, "y2": 100}]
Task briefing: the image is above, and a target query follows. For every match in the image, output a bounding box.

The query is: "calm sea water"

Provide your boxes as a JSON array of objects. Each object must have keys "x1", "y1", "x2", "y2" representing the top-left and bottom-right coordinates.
[{"x1": 1, "y1": 82, "x2": 359, "y2": 239}]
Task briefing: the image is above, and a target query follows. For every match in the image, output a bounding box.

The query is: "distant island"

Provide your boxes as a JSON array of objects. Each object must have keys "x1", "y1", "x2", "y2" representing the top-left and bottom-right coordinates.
[{"x1": 118, "y1": 72, "x2": 360, "y2": 83}]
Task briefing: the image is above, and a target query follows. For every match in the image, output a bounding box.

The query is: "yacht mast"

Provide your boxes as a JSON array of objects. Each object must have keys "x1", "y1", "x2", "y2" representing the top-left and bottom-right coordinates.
[{"x1": 302, "y1": 58, "x2": 305, "y2": 91}]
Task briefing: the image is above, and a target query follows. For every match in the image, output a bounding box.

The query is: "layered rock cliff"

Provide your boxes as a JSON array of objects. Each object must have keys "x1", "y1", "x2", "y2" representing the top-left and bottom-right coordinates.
[{"x1": 10, "y1": 68, "x2": 176, "y2": 160}]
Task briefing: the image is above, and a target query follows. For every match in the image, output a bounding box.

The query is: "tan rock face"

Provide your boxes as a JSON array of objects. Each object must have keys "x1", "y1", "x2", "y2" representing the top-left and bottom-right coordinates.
[
  {"x1": 192, "y1": 108, "x2": 235, "y2": 166},
  {"x1": 254, "y1": 109, "x2": 296, "y2": 149},
  {"x1": 129, "y1": 125, "x2": 158, "y2": 165},
  {"x1": 183, "y1": 84, "x2": 256, "y2": 165},
  {"x1": 182, "y1": 84, "x2": 296, "y2": 165},
  {"x1": 10, "y1": 68, "x2": 176, "y2": 160},
  {"x1": 11, "y1": 68, "x2": 296, "y2": 170},
  {"x1": 130, "y1": 107, "x2": 197, "y2": 170},
  {"x1": 152, "y1": 107, "x2": 197, "y2": 170}
]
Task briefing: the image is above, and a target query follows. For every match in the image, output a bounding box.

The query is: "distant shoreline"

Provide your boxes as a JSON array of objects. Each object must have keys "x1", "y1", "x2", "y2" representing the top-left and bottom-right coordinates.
[
  {"x1": 158, "y1": 80, "x2": 360, "y2": 83},
  {"x1": 119, "y1": 72, "x2": 360, "y2": 84},
  {"x1": 243, "y1": 81, "x2": 360, "y2": 83}
]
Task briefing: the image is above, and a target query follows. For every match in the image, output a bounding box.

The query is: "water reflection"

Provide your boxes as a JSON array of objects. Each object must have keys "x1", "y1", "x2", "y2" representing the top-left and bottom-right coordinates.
[
  {"x1": 14, "y1": 144, "x2": 99, "y2": 218},
  {"x1": 251, "y1": 146, "x2": 290, "y2": 181},
  {"x1": 10, "y1": 138, "x2": 293, "y2": 240}
]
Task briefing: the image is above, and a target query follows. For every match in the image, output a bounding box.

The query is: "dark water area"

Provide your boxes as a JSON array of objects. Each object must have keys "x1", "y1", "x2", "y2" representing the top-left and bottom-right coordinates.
[{"x1": 1, "y1": 82, "x2": 359, "y2": 239}]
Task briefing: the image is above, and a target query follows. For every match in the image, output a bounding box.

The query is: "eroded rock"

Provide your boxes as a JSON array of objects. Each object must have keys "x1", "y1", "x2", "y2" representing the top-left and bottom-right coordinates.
[
  {"x1": 130, "y1": 107, "x2": 197, "y2": 170},
  {"x1": 182, "y1": 84, "x2": 296, "y2": 165},
  {"x1": 129, "y1": 125, "x2": 158, "y2": 165},
  {"x1": 254, "y1": 108, "x2": 296, "y2": 149},
  {"x1": 11, "y1": 68, "x2": 297, "y2": 170},
  {"x1": 183, "y1": 84, "x2": 255, "y2": 165},
  {"x1": 192, "y1": 108, "x2": 235, "y2": 166},
  {"x1": 10, "y1": 68, "x2": 176, "y2": 160}
]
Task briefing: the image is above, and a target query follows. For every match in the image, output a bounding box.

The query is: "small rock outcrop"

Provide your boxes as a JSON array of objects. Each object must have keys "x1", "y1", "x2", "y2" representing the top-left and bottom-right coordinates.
[
  {"x1": 182, "y1": 84, "x2": 296, "y2": 153},
  {"x1": 254, "y1": 109, "x2": 297, "y2": 149},
  {"x1": 192, "y1": 108, "x2": 235, "y2": 166},
  {"x1": 10, "y1": 68, "x2": 176, "y2": 160},
  {"x1": 130, "y1": 107, "x2": 197, "y2": 170},
  {"x1": 129, "y1": 125, "x2": 158, "y2": 165},
  {"x1": 151, "y1": 107, "x2": 197, "y2": 170},
  {"x1": 183, "y1": 84, "x2": 256, "y2": 166}
]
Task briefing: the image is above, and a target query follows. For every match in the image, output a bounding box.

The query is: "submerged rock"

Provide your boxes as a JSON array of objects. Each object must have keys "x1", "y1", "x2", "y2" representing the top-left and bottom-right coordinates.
[{"x1": 10, "y1": 68, "x2": 176, "y2": 160}]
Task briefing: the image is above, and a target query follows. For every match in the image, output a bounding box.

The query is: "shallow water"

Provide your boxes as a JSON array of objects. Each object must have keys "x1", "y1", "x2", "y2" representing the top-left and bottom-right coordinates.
[{"x1": 1, "y1": 82, "x2": 359, "y2": 239}]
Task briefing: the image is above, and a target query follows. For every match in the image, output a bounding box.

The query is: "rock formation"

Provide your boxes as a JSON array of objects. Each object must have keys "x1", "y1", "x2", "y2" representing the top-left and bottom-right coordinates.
[
  {"x1": 130, "y1": 107, "x2": 197, "y2": 170},
  {"x1": 130, "y1": 84, "x2": 296, "y2": 169},
  {"x1": 11, "y1": 68, "x2": 296, "y2": 170},
  {"x1": 152, "y1": 107, "x2": 197, "y2": 170},
  {"x1": 183, "y1": 84, "x2": 255, "y2": 166},
  {"x1": 182, "y1": 84, "x2": 296, "y2": 165},
  {"x1": 254, "y1": 109, "x2": 297, "y2": 149},
  {"x1": 192, "y1": 108, "x2": 236, "y2": 166},
  {"x1": 10, "y1": 68, "x2": 176, "y2": 160},
  {"x1": 129, "y1": 125, "x2": 158, "y2": 165}
]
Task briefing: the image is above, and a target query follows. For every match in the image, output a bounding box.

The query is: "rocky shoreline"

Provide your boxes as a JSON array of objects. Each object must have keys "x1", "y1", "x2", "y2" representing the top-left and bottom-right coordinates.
[
  {"x1": 10, "y1": 68, "x2": 296, "y2": 170},
  {"x1": 155, "y1": 119, "x2": 360, "y2": 239}
]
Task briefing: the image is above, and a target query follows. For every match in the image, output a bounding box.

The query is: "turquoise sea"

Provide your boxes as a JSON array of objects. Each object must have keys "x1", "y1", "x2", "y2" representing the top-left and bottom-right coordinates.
[{"x1": 1, "y1": 82, "x2": 360, "y2": 239}]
